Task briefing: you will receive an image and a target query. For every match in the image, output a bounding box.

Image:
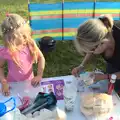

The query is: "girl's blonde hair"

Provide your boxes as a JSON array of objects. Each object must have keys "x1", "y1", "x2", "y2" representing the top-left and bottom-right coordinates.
[
  {"x1": 74, "y1": 14, "x2": 113, "y2": 55},
  {"x1": 1, "y1": 14, "x2": 40, "y2": 67}
]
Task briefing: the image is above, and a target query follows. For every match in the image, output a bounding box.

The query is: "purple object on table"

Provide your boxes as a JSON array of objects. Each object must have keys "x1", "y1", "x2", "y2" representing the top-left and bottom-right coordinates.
[{"x1": 41, "y1": 79, "x2": 64, "y2": 100}]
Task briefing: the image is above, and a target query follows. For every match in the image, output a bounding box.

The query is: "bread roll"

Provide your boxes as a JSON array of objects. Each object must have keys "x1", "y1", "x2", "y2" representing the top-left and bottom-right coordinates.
[{"x1": 80, "y1": 93, "x2": 113, "y2": 117}]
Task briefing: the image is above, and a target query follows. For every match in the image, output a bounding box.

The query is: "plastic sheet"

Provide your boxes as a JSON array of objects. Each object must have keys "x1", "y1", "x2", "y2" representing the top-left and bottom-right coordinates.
[{"x1": 80, "y1": 92, "x2": 113, "y2": 120}]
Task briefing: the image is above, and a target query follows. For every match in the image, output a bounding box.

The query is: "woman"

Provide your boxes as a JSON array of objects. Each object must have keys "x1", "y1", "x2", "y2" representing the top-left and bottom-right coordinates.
[{"x1": 72, "y1": 14, "x2": 120, "y2": 94}]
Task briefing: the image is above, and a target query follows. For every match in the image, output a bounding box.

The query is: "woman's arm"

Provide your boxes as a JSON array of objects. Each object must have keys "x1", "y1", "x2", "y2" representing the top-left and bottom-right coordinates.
[
  {"x1": 72, "y1": 53, "x2": 94, "y2": 76},
  {"x1": 94, "y1": 72, "x2": 120, "y2": 82},
  {"x1": 79, "y1": 53, "x2": 93, "y2": 67}
]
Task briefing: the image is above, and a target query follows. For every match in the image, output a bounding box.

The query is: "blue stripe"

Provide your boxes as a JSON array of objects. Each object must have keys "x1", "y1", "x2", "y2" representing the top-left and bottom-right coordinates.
[
  {"x1": 113, "y1": 17, "x2": 120, "y2": 20},
  {"x1": 30, "y1": 17, "x2": 120, "y2": 31},
  {"x1": 63, "y1": 18, "x2": 91, "y2": 28},
  {"x1": 35, "y1": 36, "x2": 62, "y2": 41},
  {"x1": 96, "y1": 2, "x2": 120, "y2": 9},
  {"x1": 64, "y1": 2, "x2": 94, "y2": 10},
  {"x1": 34, "y1": 36, "x2": 74, "y2": 41},
  {"x1": 64, "y1": 36, "x2": 75, "y2": 40},
  {"x1": 31, "y1": 19, "x2": 62, "y2": 30},
  {"x1": 29, "y1": 2, "x2": 120, "y2": 12},
  {"x1": 30, "y1": 18, "x2": 92, "y2": 30},
  {"x1": 29, "y1": 2, "x2": 62, "y2": 11}
]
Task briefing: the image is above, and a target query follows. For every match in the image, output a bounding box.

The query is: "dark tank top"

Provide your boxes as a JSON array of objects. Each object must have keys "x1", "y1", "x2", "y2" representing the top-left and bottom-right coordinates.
[{"x1": 103, "y1": 21, "x2": 120, "y2": 70}]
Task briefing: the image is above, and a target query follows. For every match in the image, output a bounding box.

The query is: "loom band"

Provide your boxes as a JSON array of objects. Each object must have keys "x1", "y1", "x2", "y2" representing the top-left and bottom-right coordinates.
[{"x1": 6, "y1": 12, "x2": 10, "y2": 17}]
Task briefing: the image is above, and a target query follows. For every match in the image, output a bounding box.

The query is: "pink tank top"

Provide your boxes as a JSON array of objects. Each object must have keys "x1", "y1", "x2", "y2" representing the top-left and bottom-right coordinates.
[{"x1": 0, "y1": 46, "x2": 34, "y2": 82}]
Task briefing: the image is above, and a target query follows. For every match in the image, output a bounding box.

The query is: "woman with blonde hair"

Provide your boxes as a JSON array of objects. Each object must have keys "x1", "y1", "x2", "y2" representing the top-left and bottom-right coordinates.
[
  {"x1": 72, "y1": 14, "x2": 120, "y2": 94},
  {"x1": 0, "y1": 13, "x2": 45, "y2": 96}
]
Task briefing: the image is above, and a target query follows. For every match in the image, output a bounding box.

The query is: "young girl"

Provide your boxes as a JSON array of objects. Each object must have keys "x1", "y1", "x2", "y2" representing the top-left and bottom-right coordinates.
[{"x1": 0, "y1": 13, "x2": 45, "y2": 96}]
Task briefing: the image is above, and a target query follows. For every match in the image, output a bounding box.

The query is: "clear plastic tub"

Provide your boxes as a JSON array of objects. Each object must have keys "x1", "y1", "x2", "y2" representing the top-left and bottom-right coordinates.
[{"x1": 63, "y1": 79, "x2": 77, "y2": 111}]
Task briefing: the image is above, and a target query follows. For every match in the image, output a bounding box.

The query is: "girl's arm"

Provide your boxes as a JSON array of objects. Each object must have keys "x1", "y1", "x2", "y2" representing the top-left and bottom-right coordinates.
[
  {"x1": 0, "y1": 59, "x2": 9, "y2": 96},
  {"x1": 0, "y1": 59, "x2": 6, "y2": 83},
  {"x1": 37, "y1": 50, "x2": 45, "y2": 77},
  {"x1": 31, "y1": 50, "x2": 45, "y2": 86}
]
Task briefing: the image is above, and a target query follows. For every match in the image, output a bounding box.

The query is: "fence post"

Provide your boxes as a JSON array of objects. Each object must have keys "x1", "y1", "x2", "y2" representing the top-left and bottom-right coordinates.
[
  {"x1": 93, "y1": 0, "x2": 96, "y2": 18},
  {"x1": 28, "y1": 0, "x2": 32, "y2": 29},
  {"x1": 62, "y1": 0, "x2": 64, "y2": 40}
]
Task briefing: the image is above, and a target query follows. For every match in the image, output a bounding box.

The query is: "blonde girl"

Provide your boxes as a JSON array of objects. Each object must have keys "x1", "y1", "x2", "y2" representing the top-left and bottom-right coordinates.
[
  {"x1": 72, "y1": 14, "x2": 120, "y2": 94},
  {"x1": 0, "y1": 13, "x2": 45, "y2": 96}
]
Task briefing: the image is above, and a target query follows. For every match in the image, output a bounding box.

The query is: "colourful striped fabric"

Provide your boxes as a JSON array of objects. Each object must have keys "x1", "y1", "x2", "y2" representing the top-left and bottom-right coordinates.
[{"x1": 28, "y1": 2, "x2": 120, "y2": 41}]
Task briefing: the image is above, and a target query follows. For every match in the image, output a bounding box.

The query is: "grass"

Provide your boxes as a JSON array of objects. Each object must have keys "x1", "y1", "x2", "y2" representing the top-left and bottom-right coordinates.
[{"x1": 0, "y1": 0, "x2": 118, "y2": 78}]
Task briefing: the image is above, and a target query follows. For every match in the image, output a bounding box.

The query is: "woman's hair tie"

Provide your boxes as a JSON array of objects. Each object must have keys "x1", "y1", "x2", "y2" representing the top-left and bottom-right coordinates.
[{"x1": 6, "y1": 12, "x2": 10, "y2": 17}]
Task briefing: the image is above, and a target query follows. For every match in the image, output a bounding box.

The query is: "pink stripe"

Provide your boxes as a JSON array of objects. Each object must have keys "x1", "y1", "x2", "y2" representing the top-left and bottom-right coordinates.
[
  {"x1": 30, "y1": 13, "x2": 119, "y2": 20},
  {"x1": 32, "y1": 28, "x2": 77, "y2": 34}
]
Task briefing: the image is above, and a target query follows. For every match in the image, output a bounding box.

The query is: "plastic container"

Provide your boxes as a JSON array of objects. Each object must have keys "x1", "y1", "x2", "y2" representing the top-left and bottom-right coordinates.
[{"x1": 63, "y1": 79, "x2": 77, "y2": 111}]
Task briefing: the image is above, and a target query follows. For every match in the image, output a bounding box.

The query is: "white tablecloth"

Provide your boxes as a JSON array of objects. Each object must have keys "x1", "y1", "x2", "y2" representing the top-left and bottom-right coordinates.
[{"x1": 0, "y1": 75, "x2": 120, "y2": 120}]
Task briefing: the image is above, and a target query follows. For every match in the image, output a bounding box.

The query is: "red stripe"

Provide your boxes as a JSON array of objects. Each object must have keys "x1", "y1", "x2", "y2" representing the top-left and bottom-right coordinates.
[
  {"x1": 30, "y1": 13, "x2": 120, "y2": 20},
  {"x1": 95, "y1": 13, "x2": 119, "y2": 17},
  {"x1": 32, "y1": 28, "x2": 77, "y2": 34}
]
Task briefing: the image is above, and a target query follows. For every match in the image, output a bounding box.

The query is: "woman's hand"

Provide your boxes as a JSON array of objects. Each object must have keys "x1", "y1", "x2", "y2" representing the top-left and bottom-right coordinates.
[
  {"x1": 1, "y1": 79, "x2": 10, "y2": 96},
  {"x1": 72, "y1": 65, "x2": 84, "y2": 77},
  {"x1": 31, "y1": 75, "x2": 42, "y2": 87}
]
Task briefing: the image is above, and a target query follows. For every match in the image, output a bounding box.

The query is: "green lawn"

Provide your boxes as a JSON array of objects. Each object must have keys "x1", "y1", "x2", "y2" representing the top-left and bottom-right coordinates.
[{"x1": 0, "y1": 0, "x2": 118, "y2": 77}]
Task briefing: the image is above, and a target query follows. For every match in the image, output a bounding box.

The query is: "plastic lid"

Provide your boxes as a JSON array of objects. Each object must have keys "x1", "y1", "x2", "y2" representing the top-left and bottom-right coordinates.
[
  {"x1": 0, "y1": 103, "x2": 7, "y2": 117},
  {"x1": 111, "y1": 74, "x2": 117, "y2": 80}
]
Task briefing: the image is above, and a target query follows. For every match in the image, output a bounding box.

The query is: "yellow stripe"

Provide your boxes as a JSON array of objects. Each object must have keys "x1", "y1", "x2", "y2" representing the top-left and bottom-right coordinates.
[
  {"x1": 32, "y1": 32, "x2": 76, "y2": 39},
  {"x1": 95, "y1": 9, "x2": 120, "y2": 13},
  {"x1": 30, "y1": 9, "x2": 120, "y2": 16}
]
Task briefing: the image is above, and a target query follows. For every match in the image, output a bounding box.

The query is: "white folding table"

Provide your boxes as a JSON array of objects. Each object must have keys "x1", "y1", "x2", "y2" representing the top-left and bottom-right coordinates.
[{"x1": 0, "y1": 75, "x2": 120, "y2": 120}]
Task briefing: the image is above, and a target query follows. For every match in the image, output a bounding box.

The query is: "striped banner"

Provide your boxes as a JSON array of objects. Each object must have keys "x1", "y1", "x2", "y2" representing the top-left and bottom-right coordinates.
[{"x1": 28, "y1": 2, "x2": 120, "y2": 41}]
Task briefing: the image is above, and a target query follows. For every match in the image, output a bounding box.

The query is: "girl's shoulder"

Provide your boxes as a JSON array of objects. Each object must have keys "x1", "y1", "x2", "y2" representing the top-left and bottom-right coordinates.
[
  {"x1": 0, "y1": 45, "x2": 8, "y2": 52},
  {"x1": 0, "y1": 45, "x2": 10, "y2": 59}
]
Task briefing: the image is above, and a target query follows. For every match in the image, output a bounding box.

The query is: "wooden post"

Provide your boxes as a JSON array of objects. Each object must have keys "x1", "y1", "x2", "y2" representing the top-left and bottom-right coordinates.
[
  {"x1": 28, "y1": 0, "x2": 30, "y2": 4},
  {"x1": 62, "y1": 0, "x2": 64, "y2": 40},
  {"x1": 93, "y1": 0, "x2": 96, "y2": 18},
  {"x1": 28, "y1": 0, "x2": 31, "y2": 29}
]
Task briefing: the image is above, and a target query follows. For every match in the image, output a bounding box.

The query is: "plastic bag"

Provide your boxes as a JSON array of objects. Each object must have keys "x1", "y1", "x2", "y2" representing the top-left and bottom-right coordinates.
[
  {"x1": 80, "y1": 92, "x2": 113, "y2": 120},
  {"x1": 25, "y1": 107, "x2": 66, "y2": 120},
  {"x1": 80, "y1": 72, "x2": 95, "y2": 86},
  {"x1": 75, "y1": 72, "x2": 95, "y2": 92}
]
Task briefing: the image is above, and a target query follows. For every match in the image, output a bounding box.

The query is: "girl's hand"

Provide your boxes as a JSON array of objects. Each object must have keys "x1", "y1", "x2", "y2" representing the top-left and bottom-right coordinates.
[
  {"x1": 1, "y1": 80, "x2": 10, "y2": 96},
  {"x1": 72, "y1": 65, "x2": 84, "y2": 77},
  {"x1": 31, "y1": 75, "x2": 42, "y2": 87}
]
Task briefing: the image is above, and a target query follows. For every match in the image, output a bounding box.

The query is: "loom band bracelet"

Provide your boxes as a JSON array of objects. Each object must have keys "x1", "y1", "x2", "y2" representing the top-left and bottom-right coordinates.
[{"x1": 1, "y1": 80, "x2": 8, "y2": 85}]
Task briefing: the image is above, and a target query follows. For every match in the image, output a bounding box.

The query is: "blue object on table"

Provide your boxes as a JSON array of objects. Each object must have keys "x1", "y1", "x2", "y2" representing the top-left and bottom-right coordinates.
[{"x1": 0, "y1": 97, "x2": 16, "y2": 117}]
